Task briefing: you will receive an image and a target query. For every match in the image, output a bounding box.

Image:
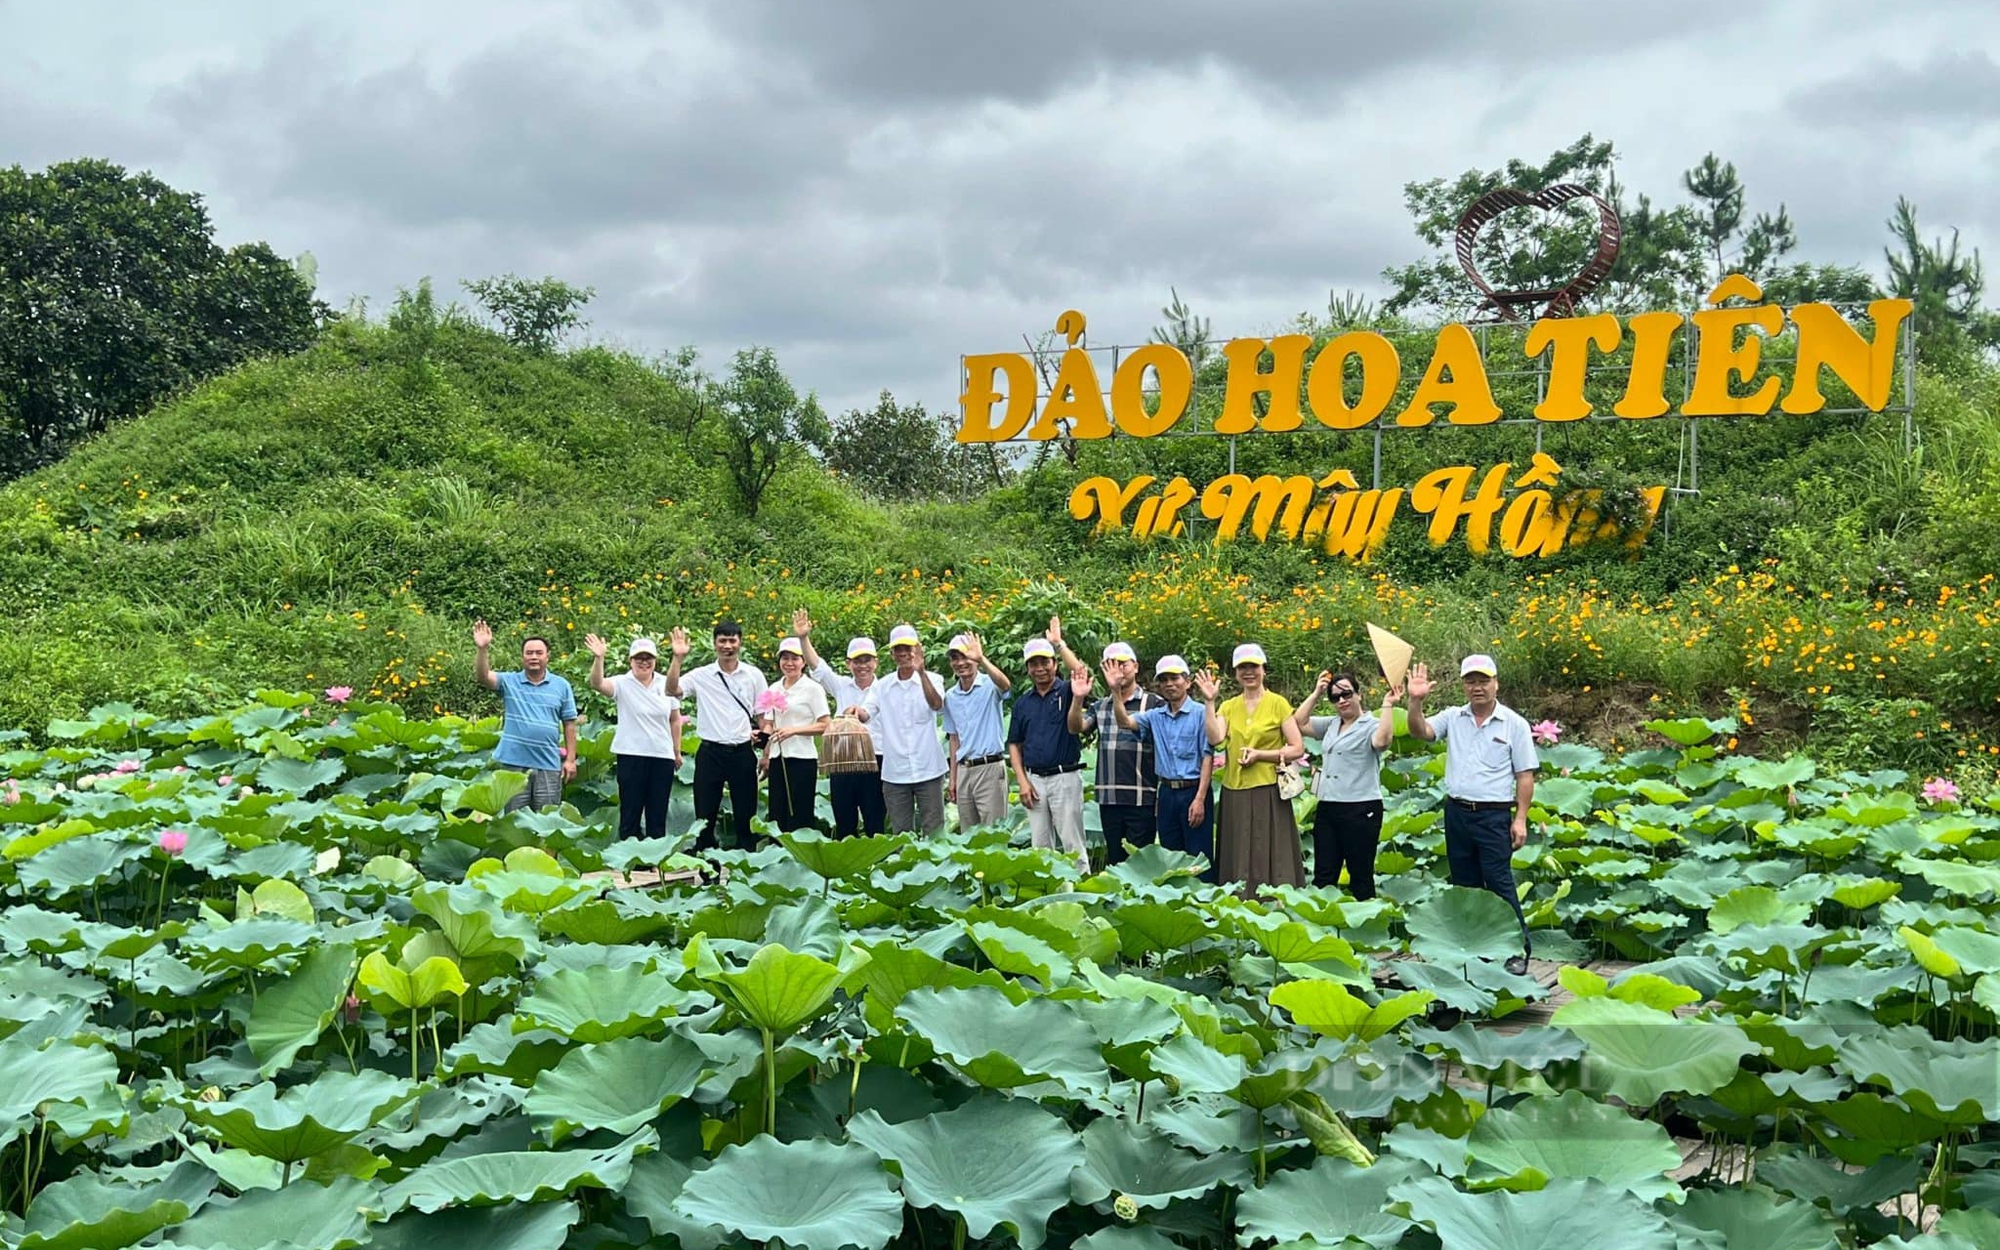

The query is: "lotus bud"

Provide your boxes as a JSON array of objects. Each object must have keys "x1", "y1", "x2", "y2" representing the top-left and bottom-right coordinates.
[
  {"x1": 157, "y1": 829, "x2": 188, "y2": 857},
  {"x1": 343, "y1": 994, "x2": 362, "y2": 1025},
  {"x1": 218, "y1": 774, "x2": 233, "y2": 786},
  {"x1": 240, "y1": 786, "x2": 255, "y2": 799}
]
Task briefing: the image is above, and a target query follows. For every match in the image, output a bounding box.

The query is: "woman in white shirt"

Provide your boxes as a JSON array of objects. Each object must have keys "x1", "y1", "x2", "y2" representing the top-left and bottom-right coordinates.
[
  {"x1": 585, "y1": 634, "x2": 684, "y2": 840},
  {"x1": 764, "y1": 637, "x2": 830, "y2": 832},
  {"x1": 1291, "y1": 670, "x2": 1398, "y2": 898}
]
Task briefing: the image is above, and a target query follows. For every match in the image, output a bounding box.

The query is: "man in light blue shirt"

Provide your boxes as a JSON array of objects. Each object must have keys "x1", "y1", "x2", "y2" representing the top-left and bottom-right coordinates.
[
  {"x1": 1115, "y1": 655, "x2": 1216, "y2": 880},
  {"x1": 473, "y1": 619, "x2": 578, "y2": 813},
  {"x1": 1406, "y1": 653, "x2": 1539, "y2": 972},
  {"x1": 941, "y1": 632, "x2": 1012, "y2": 830}
]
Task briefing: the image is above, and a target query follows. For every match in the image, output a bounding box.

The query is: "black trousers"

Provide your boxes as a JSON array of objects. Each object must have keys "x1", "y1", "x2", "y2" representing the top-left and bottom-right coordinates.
[
  {"x1": 829, "y1": 765, "x2": 887, "y2": 839},
  {"x1": 614, "y1": 753, "x2": 677, "y2": 840},
  {"x1": 1100, "y1": 803, "x2": 1156, "y2": 866},
  {"x1": 693, "y1": 740, "x2": 759, "y2": 851},
  {"x1": 767, "y1": 756, "x2": 820, "y2": 832},
  {"x1": 1310, "y1": 800, "x2": 1383, "y2": 899}
]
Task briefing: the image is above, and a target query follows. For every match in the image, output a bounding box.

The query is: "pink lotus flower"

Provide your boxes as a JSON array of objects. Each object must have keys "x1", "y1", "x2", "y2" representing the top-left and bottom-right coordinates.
[
  {"x1": 114, "y1": 759, "x2": 142, "y2": 774},
  {"x1": 1532, "y1": 720, "x2": 1563, "y2": 746},
  {"x1": 157, "y1": 830, "x2": 188, "y2": 857},
  {"x1": 217, "y1": 774, "x2": 233, "y2": 787},
  {"x1": 324, "y1": 686, "x2": 353, "y2": 705},
  {"x1": 754, "y1": 688, "x2": 790, "y2": 715},
  {"x1": 1923, "y1": 777, "x2": 1960, "y2": 805},
  {"x1": 2, "y1": 785, "x2": 19, "y2": 806},
  {"x1": 343, "y1": 993, "x2": 362, "y2": 1025},
  {"x1": 172, "y1": 765, "x2": 187, "y2": 774}
]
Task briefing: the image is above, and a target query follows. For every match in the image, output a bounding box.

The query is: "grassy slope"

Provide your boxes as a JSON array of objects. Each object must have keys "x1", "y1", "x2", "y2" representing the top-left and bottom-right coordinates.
[{"x1": 2, "y1": 318, "x2": 1996, "y2": 775}]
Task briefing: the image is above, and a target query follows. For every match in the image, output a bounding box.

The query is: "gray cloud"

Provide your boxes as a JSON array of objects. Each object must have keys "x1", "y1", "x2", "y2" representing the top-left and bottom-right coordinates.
[{"x1": 5, "y1": 0, "x2": 1998, "y2": 419}]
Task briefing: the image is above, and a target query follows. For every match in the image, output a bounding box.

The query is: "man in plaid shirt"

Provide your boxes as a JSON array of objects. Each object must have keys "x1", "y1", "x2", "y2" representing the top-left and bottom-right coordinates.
[{"x1": 1068, "y1": 641, "x2": 1161, "y2": 865}]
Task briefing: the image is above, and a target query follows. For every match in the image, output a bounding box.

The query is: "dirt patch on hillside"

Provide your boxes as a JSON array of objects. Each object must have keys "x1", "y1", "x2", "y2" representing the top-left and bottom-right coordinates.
[{"x1": 1517, "y1": 682, "x2": 1811, "y2": 755}]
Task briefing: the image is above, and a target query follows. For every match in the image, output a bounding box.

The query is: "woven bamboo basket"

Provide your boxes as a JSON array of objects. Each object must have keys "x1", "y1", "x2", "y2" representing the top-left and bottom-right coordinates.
[{"x1": 818, "y1": 716, "x2": 878, "y2": 775}]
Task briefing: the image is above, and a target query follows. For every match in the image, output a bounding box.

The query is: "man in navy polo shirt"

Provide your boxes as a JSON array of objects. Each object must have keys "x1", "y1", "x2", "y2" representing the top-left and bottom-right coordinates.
[
  {"x1": 1115, "y1": 654, "x2": 1216, "y2": 881},
  {"x1": 473, "y1": 619, "x2": 578, "y2": 813},
  {"x1": 1008, "y1": 621, "x2": 1088, "y2": 873},
  {"x1": 1406, "y1": 653, "x2": 1539, "y2": 975}
]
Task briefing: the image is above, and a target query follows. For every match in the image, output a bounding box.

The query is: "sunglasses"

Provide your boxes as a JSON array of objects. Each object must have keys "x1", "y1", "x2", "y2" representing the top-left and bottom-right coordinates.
[
  {"x1": 1331, "y1": 687, "x2": 1358, "y2": 699},
  {"x1": 631, "y1": 655, "x2": 657, "y2": 663}
]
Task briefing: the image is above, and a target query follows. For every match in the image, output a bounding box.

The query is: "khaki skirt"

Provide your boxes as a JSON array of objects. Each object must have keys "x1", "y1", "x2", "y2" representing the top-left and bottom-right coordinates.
[{"x1": 1217, "y1": 783, "x2": 1304, "y2": 892}]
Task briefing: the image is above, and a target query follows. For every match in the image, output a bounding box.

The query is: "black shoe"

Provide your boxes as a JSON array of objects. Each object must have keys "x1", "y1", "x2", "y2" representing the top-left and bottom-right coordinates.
[{"x1": 1504, "y1": 955, "x2": 1530, "y2": 978}]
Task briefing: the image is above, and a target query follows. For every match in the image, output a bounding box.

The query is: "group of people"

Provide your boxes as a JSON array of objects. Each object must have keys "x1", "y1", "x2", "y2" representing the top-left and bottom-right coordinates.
[{"x1": 472, "y1": 612, "x2": 1541, "y2": 971}]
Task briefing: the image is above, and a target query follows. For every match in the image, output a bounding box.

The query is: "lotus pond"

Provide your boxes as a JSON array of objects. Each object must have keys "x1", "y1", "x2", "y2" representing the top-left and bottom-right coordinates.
[{"x1": 2, "y1": 695, "x2": 1998, "y2": 1250}]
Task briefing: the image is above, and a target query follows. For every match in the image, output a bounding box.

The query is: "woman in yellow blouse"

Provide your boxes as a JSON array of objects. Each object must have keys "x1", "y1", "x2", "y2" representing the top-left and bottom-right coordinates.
[{"x1": 1194, "y1": 643, "x2": 1306, "y2": 890}]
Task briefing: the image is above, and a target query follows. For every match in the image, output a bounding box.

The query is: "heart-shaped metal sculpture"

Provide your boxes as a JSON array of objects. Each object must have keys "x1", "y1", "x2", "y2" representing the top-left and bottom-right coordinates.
[{"x1": 1453, "y1": 183, "x2": 1622, "y2": 321}]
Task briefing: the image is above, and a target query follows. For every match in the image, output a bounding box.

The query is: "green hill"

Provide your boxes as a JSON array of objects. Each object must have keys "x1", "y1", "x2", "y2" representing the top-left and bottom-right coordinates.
[{"x1": 3, "y1": 308, "x2": 1998, "y2": 780}]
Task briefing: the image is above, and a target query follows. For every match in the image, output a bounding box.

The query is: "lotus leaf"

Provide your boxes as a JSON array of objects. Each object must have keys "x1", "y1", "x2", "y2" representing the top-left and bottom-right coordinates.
[
  {"x1": 969, "y1": 920, "x2": 1073, "y2": 986},
  {"x1": 384, "y1": 1127, "x2": 655, "y2": 1213},
  {"x1": 183, "y1": 1070, "x2": 421, "y2": 1164},
  {"x1": 897, "y1": 986, "x2": 1107, "y2": 1091},
  {"x1": 156, "y1": 1176, "x2": 376, "y2": 1250},
  {"x1": 361, "y1": 1199, "x2": 580, "y2": 1250},
  {"x1": 1270, "y1": 980, "x2": 1433, "y2": 1043},
  {"x1": 1834, "y1": 1028, "x2": 2000, "y2": 1123},
  {"x1": 1756, "y1": 1145, "x2": 1921, "y2": 1214},
  {"x1": 1464, "y1": 1089, "x2": 1681, "y2": 1201},
  {"x1": 1406, "y1": 888, "x2": 1525, "y2": 966},
  {"x1": 247, "y1": 942, "x2": 357, "y2": 1075},
  {"x1": 692, "y1": 939, "x2": 854, "y2": 1036},
  {"x1": 357, "y1": 951, "x2": 466, "y2": 1013},
  {"x1": 672, "y1": 1136, "x2": 902, "y2": 1250},
  {"x1": 0, "y1": 1036, "x2": 119, "y2": 1145},
  {"x1": 521, "y1": 1034, "x2": 712, "y2": 1140},
  {"x1": 781, "y1": 828, "x2": 902, "y2": 879},
  {"x1": 18, "y1": 1161, "x2": 215, "y2": 1250},
  {"x1": 1708, "y1": 884, "x2": 1811, "y2": 934},
  {"x1": 1068, "y1": 1117, "x2": 1250, "y2": 1210},
  {"x1": 1236, "y1": 1155, "x2": 1421, "y2": 1248},
  {"x1": 1551, "y1": 997, "x2": 1756, "y2": 1105},
  {"x1": 514, "y1": 961, "x2": 689, "y2": 1042},
  {"x1": 848, "y1": 1096, "x2": 1082, "y2": 1248},
  {"x1": 1393, "y1": 1174, "x2": 1675, "y2": 1250}
]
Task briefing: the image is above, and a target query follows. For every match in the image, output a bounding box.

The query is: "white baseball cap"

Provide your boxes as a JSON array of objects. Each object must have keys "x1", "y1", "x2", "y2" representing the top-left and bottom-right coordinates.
[
  {"x1": 627, "y1": 638, "x2": 659, "y2": 658},
  {"x1": 1103, "y1": 642, "x2": 1137, "y2": 663},
  {"x1": 846, "y1": 637, "x2": 877, "y2": 659},
  {"x1": 777, "y1": 637, "x2": 804, "y2": 656},
  {"x1": 888, "y1": 623, "x2": 921, "y2": 649},
  {"x1": 947, "y1": 634, "x2": 973, "y2": 655},
  {"x1": 1231, "y1": 643, "x2": 1268, "y2": 668},
  {"x1": 1460, "y1": 653, "x2": 1498, "y2": 677},
  {"x1": 1023, "y1": 638, "x2": 1056, "y2": 660},
  {"x1": 1155, "y1": 654, "x2": 1190, "y2": 676}
]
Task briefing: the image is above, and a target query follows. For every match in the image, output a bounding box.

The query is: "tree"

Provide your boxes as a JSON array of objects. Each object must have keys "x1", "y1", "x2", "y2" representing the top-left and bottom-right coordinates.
[
  {"x1": 1682, "y1": 152, "x2": 1796, "y2": 287},
  {"x1": 0, "y1": 158, "x2": 323, "y2": 479},
  {"x1": 462, "y1": 275, "x2": 594, "y2": 353},
  {"x1": 1151, "y1": 287, "x2": 1213, "y2": 367},
  {"x1": 822, "y1": 391, "x2": 951, "y2": 500},
  {"x1": 1883, "y1": 197, "x2": 1999, "y2": 360},
  {"x1": 686, "y1": 346, "x2": 829, "y2": 517}
]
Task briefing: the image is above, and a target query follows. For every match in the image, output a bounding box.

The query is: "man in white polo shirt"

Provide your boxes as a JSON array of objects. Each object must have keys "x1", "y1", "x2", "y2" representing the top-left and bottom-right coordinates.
[
  {"x1": 664, "y1": 620, "x2": 769, "y2": 852},
  {"x1": 856, "y1": 623, "x2": 948, "y2": 835},
  {"x1": 794, "y1": 610, "x2": 887, "y2": 838},
  {"x1": 1405, "y1": 653, "x2": 1539, "y2": 975}
]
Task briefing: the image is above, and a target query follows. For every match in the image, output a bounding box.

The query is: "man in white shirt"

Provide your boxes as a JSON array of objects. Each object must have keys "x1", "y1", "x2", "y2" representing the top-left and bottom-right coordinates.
[
  {"x1": 856, "y1": 623, "x2": 948, "y2": 835},
  {"x1": 794, "y1": 609, "x2": 887, "y2": 838},
  {"x1": 1406, "y1": 653, "x2": 1539, "y2": 974},
  {"x1": 664, "y1": 620, "x2": 769, "y2": 852}
]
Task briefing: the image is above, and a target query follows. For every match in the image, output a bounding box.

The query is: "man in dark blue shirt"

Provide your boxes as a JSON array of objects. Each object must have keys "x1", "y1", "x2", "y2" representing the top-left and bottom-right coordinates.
[{"x1": 1007, "y1": 620, "x2": 1087, "y2": 871}]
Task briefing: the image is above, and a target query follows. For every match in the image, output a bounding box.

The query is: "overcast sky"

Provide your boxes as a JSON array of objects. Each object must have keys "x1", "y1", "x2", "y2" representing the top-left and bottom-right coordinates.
[{"x1": 7, "y1": 0, "x2": 1997, "y2": 415}]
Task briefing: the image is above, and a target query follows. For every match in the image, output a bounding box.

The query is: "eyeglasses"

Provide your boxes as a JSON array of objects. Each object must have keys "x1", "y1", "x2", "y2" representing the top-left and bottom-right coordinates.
[
  {"x1": 1331, "y1": 688, "x2": 1358, "y2": 700},
  {"x1": 631, "y1": 655, "x2": 657, "y2": 663}
]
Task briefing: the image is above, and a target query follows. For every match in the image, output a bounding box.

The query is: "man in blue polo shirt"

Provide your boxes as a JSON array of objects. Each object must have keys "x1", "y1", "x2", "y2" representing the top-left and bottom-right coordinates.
[
  {"x1": 1406, "y1": 653, "x2": 1539, "y2": 975},
  {"x1": 1008, "y1": 625, "x2": 1088, "y2": 872},
  {"x1": 942, "y1": 632, "x2": 1012, "y2": 830},
  {"x1": 1115, "y1": 655, "x2": 1216, "y2": 881},
  {"x1": 473, "y1": 619, "x2": 578, "y2": 813}
]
